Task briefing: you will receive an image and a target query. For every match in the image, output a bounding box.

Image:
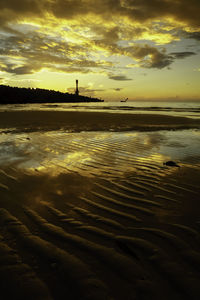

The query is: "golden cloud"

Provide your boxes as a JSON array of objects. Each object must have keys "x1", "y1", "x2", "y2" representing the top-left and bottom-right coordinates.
[{"x1": 0, "y1": 0, "x2": 199, "y2": 78}]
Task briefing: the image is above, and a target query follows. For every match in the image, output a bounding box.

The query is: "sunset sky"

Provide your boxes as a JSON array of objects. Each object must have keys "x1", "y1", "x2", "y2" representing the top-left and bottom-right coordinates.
[{"x1": 0, "y1": 0, "x2": 200, "y2": 101}]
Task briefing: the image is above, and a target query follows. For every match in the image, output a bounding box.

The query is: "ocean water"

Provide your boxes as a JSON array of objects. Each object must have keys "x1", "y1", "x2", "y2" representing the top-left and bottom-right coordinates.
[{"x1": 1, "y1": 100, "x2": 200, "y2": 118}]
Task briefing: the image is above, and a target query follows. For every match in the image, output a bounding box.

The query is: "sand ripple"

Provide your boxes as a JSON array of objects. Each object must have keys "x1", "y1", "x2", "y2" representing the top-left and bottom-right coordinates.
[{"x1": 0, "y1": 129, "x2": 200, "y2": 299}]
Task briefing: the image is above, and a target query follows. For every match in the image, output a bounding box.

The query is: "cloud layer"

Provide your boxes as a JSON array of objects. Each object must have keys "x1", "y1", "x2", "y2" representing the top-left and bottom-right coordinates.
[
  {"x1": 0, "y1": 0, "x2": 199, "y2": 80},
  {"x1": 1, "y1": 0, "x2": 200, "y2": 27}
]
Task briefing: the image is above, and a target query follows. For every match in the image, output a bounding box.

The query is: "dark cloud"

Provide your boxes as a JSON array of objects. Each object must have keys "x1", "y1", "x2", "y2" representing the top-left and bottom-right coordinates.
[
  {"x1": 91, "y1": 26, "x2": 120, "y2": 45},
  {"x1": 0, "y1": 0, "x2": 43, "y2": 13},
  {"x1": 170, "y1": 52, "x2": 196, "y2": 59},
  {"x1": 123, "y1": 44, "x2": 173, "y2": 69},
  {"x1": 48, "y1": 0, "x2": 200, "y2": 29},
  {"x1": 0, "y1": 0, "x2": 47, "y2": 27},
  {"x1": 0, "y1": 63, "x2": 42, "y2": 75},
  {"x1": 0, "y1": 0, "x2": 199, "y2": 29},
  {"x1": 109, "y1": 75, "x2": 132, "y2": 81},
  {"x1": 122, "y1": 0, "x2": 200, "y2": 27},
  {"x1": 90, "y1": 38, "x2": 174, "y2": 70},
  {"x1": 0, "y1": 30, "x2": 114, "y2": 75},
  {"x1": 183, "y1": 32, "x2": 200, "y2": 41},
  {"x1": 114, "y1": 88, "x2": 123, "y2": 91},
  {"x1": 51, "y1": 0, "x2": 123, "y2": 20},
  {"x1": 123, "y1": 45, "x2": 196, "y2": 69}
]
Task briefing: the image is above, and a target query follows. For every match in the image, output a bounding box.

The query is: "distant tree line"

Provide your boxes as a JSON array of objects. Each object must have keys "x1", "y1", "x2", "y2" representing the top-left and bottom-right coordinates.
[{"x1": 0, "y1": 85, "x2": 104, "y2": 104}]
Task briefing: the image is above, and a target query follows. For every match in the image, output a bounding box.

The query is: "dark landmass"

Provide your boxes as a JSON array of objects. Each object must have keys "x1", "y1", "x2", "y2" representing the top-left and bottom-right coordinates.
[{"x1": 0, "y1": 85, "x2": 104, "y2": 104}]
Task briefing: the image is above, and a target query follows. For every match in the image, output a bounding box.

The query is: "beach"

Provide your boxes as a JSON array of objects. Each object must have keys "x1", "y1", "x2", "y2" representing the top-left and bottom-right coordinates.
[
  {"x1": 1, "y1": 109, "x2": 200, "y2": 299},
  {"x1": 1, "y1": 110, "x2": 200, "y2": 132}
]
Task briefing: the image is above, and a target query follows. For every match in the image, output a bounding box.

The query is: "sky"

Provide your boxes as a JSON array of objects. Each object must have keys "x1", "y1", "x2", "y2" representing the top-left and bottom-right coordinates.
[{"x1": 0, "y1": 0, "x2": 200, "y2": 101}]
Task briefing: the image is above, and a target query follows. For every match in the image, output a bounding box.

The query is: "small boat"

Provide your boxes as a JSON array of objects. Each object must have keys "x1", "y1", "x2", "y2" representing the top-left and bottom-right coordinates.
[{"x1": 120, "y1": 98, "x2": 128, "y2": 103}]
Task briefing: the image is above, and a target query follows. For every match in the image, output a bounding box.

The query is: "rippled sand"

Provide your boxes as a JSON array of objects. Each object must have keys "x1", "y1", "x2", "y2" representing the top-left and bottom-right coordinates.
[{"x1": 0, "y1": 112, "x2": 200, "y2": 299}]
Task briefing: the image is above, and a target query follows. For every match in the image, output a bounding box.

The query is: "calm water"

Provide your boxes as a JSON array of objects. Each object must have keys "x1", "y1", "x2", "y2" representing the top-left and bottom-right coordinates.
[{"x1": 1, "y1": 100, "x2": 200, "y2": 118}]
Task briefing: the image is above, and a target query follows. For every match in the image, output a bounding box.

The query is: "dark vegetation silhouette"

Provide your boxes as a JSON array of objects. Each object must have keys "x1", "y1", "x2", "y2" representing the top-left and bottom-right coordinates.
[{"x1": 0, "y1": 85, "x2": 104, "y2": 104}]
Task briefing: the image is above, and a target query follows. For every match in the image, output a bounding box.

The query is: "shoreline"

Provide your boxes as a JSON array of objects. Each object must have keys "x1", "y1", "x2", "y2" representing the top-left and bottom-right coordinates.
[{"x1": 1, "y1": 110, "x2": 200, "y2": 132}]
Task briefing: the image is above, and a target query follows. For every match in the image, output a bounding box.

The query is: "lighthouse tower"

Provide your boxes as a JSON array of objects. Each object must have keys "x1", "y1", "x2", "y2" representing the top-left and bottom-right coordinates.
[{"x1": 75, "y1": 79, "x2": 79, "y2": 96}]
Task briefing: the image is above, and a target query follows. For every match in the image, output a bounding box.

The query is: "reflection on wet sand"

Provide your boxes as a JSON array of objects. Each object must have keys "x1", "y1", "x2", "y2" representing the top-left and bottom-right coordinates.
[{"x1": 0, "y1": 129, "x2": 200, "y2": 299}]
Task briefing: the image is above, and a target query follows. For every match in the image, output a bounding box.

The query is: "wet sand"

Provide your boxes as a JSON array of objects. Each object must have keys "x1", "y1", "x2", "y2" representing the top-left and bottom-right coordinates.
[
  {"x1": 0, "y1": 111, "x2": 200, "y2": 299},
  {"x1": 1, "y1": 110, "x2": 200, "y2": 132}
]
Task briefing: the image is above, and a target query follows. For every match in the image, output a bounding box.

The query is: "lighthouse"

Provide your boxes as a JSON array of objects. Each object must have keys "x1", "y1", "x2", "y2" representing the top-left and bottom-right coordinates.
[{"x1": 75, "y1": 79, "x2": 79, "y2": 96}]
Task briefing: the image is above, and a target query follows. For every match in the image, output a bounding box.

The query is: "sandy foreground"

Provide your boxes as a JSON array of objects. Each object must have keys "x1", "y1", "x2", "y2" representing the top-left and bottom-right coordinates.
[{"x1": 0, "y1": 110, "x2": 200, "y2": 299}]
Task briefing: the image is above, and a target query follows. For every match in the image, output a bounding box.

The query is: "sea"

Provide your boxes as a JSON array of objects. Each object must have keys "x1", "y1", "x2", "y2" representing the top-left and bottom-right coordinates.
[{"x1": 1, "y1": 100, "x2": 200, "y2": 118}]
